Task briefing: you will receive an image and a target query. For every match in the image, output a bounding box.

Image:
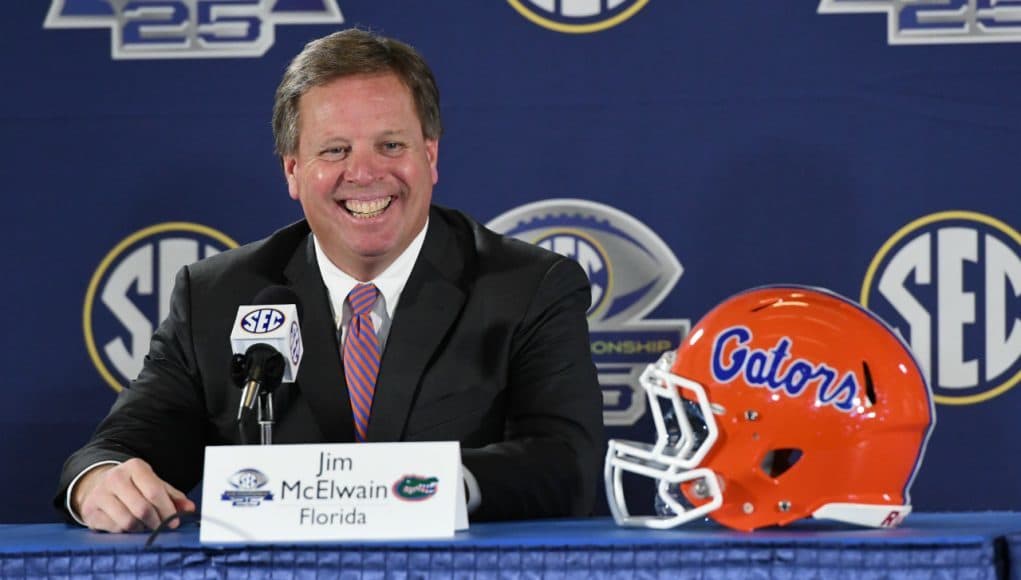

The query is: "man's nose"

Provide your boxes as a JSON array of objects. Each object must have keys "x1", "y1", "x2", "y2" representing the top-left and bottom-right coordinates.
[{"x1": 343, "y1": 147, "x2": 381, "y2": 185}]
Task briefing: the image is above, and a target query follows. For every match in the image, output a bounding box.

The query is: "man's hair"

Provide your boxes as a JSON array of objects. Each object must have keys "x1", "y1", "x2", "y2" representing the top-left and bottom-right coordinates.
[{"x1": 272, "y1": 28, "x2": 442, "y2": 158}]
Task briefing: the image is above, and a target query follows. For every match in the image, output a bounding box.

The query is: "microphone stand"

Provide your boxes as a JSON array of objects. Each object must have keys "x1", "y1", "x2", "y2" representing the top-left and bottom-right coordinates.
[
  {"x1": 257, "y1": 391, "x2": 274, "y2": 445},
  {"x1": 231, "y1": 347, "x2": 284, "y2": 445}
]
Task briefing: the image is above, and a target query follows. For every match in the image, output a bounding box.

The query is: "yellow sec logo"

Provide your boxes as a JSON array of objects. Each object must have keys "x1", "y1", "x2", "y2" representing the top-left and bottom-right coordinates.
[
  {"x1": 507, "y1": 0, "x2": 650, "y2": 33},
  {"x1": 83, "y1": 222, "x2": 239, "y2": 392}
]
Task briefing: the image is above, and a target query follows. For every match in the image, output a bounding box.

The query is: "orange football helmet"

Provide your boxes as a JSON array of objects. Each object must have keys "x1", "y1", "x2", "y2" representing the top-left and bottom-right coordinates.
[{"x1": 605, "y1": 285, "x2": 935, "y2": 531}]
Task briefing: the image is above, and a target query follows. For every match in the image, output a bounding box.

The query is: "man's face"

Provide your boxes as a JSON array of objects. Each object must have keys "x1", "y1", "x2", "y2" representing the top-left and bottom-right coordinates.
[{"x1": 284, "y1": 73, "x2": 438, "y2": 280}]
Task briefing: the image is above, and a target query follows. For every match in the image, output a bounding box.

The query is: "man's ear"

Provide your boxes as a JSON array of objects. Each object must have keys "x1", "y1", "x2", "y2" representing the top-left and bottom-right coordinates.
[
  {"x1": 426, "y1": 139, "x2": 439, "y2": 185},
  {"x1": 283, "y1": 156, "x2": 300, "y2": 200}
]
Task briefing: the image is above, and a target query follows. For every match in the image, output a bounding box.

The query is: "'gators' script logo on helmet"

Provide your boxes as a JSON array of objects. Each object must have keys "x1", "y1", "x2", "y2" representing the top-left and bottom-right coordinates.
[{"x1": 712, "y1": 326, "x2": 859, "y2": 413}]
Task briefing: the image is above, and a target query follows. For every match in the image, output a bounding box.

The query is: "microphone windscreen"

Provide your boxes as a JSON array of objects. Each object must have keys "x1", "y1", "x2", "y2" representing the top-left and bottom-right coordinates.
[
  {"x1": 232, "y1": 286, "x2": 304, "y2": 383},
  {"x1": 251, "y1": 285, "x2": 303, "y2": 320}
]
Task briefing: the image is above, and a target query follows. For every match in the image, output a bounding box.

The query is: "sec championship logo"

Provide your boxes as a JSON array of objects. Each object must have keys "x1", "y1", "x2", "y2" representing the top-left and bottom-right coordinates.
[
  {"x1": 44, "y1": 0, "x2": 344, "y2": 59},
  {"x1": 507, "y1": 0, "x2": 649, "y2": 34},
  {"x1": 84, "y1": 222, "x2": 238, "y2": 391},
  {"x1": 862, "y1": 211, "x2": 1021, "y2": 405},
  {"x1": 488, "y1": 199, "x2": 688, "y2": 426}
]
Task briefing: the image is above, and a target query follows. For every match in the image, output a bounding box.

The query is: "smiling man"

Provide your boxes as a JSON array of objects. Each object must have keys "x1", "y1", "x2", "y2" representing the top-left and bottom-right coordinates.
[{"x1": 56, "y1": 28, "x2": 604, "y2": 532}]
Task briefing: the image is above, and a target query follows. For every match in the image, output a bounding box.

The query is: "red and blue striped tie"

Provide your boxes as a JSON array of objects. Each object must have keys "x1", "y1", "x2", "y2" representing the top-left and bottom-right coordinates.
[{"x1": 343, "y1": 283, "x2": 380, "y2": 442}]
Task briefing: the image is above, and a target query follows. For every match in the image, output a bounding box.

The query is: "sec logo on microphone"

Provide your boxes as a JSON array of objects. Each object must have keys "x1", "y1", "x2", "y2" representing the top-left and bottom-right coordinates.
[
  {"x1": 240, "y1": 308, "x2": 286, "y2": 334},
  {"x1": 83, "y1": 222, "x2": 238, "y2": 392},
  {"x1": 289, "y1": 321, "x2": 303, "y2": 366}
]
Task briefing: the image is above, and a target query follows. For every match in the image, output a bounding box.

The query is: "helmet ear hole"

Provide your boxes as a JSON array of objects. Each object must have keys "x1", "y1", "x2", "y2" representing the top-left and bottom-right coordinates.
[
  {"x1": 862, "y1": 361, "x2": 877, "y2": 406},
  {"x1": 761, "y1": 448, "x2": 803, "y2": 478}
]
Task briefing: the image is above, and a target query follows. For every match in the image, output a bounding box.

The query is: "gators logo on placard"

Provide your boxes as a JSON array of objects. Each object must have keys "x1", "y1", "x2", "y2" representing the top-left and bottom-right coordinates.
[{"x1": 392, "y1": 475, "x2": 439, "y2": 501}]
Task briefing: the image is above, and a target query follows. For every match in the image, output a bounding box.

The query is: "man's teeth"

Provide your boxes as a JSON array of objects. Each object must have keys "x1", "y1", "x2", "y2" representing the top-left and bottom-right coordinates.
[{"x1": 344, "y1": 197, "x2": 392, "y2": 217}]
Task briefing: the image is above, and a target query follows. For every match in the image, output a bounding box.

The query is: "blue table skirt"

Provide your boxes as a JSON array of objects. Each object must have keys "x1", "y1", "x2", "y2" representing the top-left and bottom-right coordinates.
[{"x1": 3, "y1": 513, "x2": 1021, "y2": 579}]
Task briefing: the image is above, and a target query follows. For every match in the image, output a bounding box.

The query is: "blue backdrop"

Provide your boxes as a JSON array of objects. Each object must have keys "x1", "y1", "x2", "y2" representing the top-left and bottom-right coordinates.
[{"x1": 3, "y1": 1, "x2": 1019, "y2": 523}]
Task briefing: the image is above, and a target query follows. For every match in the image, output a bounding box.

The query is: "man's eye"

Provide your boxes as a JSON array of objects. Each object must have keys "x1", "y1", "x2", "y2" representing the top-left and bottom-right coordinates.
[
  {"x1": 321, "y1": 147, "x2": 349, "y2": 158},
  {"x1": 381, "y1": 142, "x2": 406, "y2": 154}
]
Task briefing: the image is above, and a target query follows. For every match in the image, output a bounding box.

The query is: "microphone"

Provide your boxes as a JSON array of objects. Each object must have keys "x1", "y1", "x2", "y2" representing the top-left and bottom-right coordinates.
[{"x1": 230, "y1": 286, "x2": 304, "y2": 422}]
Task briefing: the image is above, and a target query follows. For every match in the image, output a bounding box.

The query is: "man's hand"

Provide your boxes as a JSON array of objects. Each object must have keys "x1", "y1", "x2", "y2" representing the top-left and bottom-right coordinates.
[{"x1": 72, "y1": 458, "x2": 196, "y2": 533}]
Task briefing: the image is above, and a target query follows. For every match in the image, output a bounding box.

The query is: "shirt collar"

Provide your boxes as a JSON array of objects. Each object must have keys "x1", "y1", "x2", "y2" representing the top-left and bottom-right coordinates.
[{"x1": 313, "y1": 219, "x2": 429, "y2": 328}]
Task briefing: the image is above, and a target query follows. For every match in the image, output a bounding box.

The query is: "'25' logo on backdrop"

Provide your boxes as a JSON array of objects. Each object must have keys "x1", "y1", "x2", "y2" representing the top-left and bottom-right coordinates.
[{"x1": 44, "y1": 0, "x2": 344, "y2": 60}]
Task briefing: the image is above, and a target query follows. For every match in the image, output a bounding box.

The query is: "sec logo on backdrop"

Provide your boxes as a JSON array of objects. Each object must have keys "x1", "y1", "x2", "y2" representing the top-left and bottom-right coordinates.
[
  {"x1": 488, "y1": 199, "x2": 688, "y2": 426},
  {"x1": 84, "y1": 222, "x2": 238, "y2": 391},
  {"x1": 862, "y1": 211, "x2": 1021, "y2": 405},
  {"x1": 507, "y1": 0, "x2": 649, "y2": 33}
]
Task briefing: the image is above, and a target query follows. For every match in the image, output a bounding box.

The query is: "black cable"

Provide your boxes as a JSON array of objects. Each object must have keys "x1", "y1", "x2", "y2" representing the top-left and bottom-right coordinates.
[
  {"x1": 144, "y1": 510, "x2": 200, "y2": 548},
  {"x1": 145, "y1": 510, "x2": 257, "y2": 547}
]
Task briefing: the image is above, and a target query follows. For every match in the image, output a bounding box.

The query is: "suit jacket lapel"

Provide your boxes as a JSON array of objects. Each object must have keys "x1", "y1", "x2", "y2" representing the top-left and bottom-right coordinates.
[
  {"x1": 284, "y1": 234, "x2": 355, "y2": 443},
  {"x1": 367, "y1": 213, "x2": 467, "y2": 442}
]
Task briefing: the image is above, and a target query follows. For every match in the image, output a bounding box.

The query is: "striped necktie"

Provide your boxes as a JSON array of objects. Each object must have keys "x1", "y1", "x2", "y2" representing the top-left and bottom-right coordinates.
[{"x1": 343, "y1": 283, "x2": 380, "y2": 442}]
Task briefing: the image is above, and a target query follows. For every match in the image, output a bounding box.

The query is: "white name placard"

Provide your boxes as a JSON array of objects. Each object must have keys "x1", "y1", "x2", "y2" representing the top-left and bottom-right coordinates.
[{"x1": 200, "y1": 441, "x2": 463, "y2": 543}]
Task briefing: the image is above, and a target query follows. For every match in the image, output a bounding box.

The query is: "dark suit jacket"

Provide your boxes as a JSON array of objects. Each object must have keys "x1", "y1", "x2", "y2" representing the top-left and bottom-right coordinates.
[{"x1": 57, "y1": 206, "x2": 604, "y2": 521}]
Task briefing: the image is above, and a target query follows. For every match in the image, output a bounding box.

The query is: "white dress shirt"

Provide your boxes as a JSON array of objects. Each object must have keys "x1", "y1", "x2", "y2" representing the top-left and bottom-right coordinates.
[{"x1": 313, "y1": 220, "x2": 428, "y2": 351}]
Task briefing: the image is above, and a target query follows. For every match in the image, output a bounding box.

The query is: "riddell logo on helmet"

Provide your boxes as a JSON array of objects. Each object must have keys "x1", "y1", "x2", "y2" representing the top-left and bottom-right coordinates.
[
  {"x1": 879, "y1": 510, "x2": 904, "y2": 528},
  {"x1": 711, "y1": 326, "x2": 859, "y2": 412}
]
